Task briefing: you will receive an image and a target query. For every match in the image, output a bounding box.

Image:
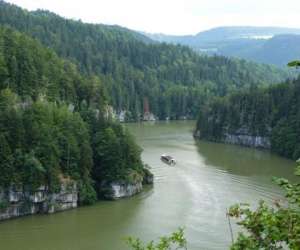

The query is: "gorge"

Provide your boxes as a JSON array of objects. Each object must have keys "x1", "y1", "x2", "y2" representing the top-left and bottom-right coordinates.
[
  {"x1": 0, "y1": 121, "x2": 297, "y2": 250},
  {"x1": 0, "y1": 1, "x2": 299, "y2": 249}
]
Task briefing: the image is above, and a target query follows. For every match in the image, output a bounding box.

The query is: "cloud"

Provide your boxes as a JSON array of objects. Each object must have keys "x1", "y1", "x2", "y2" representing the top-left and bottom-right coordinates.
[{"x1": 5, "y1": 0, "x2": 300, "y2": 35}]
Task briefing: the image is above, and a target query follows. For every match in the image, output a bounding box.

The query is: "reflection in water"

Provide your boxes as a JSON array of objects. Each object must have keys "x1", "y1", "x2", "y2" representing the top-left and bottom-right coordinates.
[
  {"x1": 0, "y1": 194, "x2": 148, "y2": 250},
  {"x1": 0, "y1": 121, "x2": 296, "y2": 250},
  {"x1": 196, "y1": 140, "x2": 296, "y2": 180}
]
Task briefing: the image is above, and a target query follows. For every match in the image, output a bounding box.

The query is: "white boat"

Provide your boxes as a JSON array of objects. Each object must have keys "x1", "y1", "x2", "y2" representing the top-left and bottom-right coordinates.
[{"x1": 160, "y1": 154, "x2": 176, "y2": 165}]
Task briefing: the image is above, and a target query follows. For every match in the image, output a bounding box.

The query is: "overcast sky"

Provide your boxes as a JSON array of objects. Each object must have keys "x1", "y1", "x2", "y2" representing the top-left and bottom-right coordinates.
[{"x1": 6, "y1": 0, "x2": 300, "y2": 35}]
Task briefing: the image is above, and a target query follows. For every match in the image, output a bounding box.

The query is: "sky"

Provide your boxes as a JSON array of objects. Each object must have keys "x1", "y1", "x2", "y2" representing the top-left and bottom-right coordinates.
[{"x1": 5, "y1": 0, "x2": 300, "y2": 35}]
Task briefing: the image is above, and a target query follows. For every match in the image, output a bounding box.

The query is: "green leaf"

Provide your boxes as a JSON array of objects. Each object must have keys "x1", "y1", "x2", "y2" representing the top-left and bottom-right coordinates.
[{"x1": 287, "y1": 60, "x2": 300, "y2": 67}]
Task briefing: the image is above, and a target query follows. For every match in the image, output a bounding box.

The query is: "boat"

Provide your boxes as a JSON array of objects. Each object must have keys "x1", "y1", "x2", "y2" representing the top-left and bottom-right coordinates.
[{"x1": 160, "y1": 154, "x2": 176, "y2": 165}]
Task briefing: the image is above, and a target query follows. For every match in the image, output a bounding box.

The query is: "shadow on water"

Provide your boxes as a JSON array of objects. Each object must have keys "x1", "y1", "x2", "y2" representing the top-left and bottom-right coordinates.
[
  {"x1": 0, "y1": 121, "x2": 297, "y2": 250},
  {"x1": 0, "y1": 186, "x2": 154, "y2": 250},
  {"x1": 195, "y1": 140, "x2": 296, "y2": 181}
]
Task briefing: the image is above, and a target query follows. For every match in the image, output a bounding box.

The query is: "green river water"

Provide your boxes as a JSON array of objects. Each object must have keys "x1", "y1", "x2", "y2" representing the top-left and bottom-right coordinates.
[{"x1": 0, "y1": 121, "x2": 296, "y2": 250}]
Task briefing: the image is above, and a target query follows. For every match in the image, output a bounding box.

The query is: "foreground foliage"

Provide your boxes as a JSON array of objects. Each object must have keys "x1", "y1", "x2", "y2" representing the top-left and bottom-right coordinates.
[
  {"x1": 127, "y1": 228, "x2": 187, "y2": 250},
  {"x1": 128, "y1": 161, "x2": 300, "y2": 249},
  {"x1": 228, "y1": 160, "x2": 300, "y2": 249},
  {"x1": 288, "y1": 60, "x2": 300, "y2": 68}
]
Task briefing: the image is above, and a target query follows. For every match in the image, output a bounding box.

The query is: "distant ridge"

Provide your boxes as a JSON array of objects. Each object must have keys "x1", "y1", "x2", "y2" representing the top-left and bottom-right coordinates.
[
  {"x1": 144, "y1": 26, "x2": 300, "y2": 66},
  {"x1": 0, "y1": 1, "x2": 293, "y2": 120}
]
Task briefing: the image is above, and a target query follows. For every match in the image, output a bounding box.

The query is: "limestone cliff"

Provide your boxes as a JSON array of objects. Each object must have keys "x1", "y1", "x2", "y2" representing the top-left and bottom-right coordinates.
[
  {"x1": 194, "y1": 127, "x2": 271, "y2": 149},
  {"x1": 100, "y1": 168, "x2": 154, "y2": 200},
  {"x1": 224, "y1": 133, "x2": 270, "y2": 149},
  {"x1": 0, "y1": 169, "x2": 154, "y2": 220},
  {"x1": 0, "y1": 182, "x2": 77, "y2": 221}
]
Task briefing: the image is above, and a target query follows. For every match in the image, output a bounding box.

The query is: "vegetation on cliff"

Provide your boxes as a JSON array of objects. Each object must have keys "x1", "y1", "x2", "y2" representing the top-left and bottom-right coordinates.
[
  {"x1": 196, "y1": 76, "x2": 300, "y2": 160},
  {"x1": 0, "y1": 1, "x2": 292, "y2": 202},
  {"x1": 0, "y1": 27, "x2": 145, "y2": 204}
]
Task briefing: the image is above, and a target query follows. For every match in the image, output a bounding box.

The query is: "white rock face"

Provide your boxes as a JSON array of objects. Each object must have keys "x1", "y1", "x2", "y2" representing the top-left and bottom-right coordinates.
[
  {"x1": 29, "y1": 190, "x2": 46, "y2": 203},
  {"x1": 224, "y1": 133, "x2": 271, "y2": 149},
  {"x1": 8, "y1": 188, "x2": 23, "y2": 203},
  {"x1": 0, "y1": 183, "x2": 78, "y2": 221},
  {"x1": 109, "y1": 182, "x2": 143, "y2": 199}
]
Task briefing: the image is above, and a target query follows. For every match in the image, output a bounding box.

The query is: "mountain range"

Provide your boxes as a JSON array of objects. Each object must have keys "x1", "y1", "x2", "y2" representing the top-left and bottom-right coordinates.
[
  {"x1": 144, "y1": 26, "x2": 300, "y2": 66},
  {"x1": 0, "y1": 1, "x2": 292, "y2": 120}
]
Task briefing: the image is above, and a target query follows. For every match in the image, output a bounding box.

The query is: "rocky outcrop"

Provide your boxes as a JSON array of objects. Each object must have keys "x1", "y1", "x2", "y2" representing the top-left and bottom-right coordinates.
[
  {"x1": 0, "y1": 182, "x2": 78, "y2": 221},
  {"x1": 0, "y1": 169, "x2": 154, "y2": 220},
  {"x1": 109, "y1": 182, "x2": 143, "y2": 199},
  {"x1": 101, "y1": 168, "x2": 154, "y2": 200},
  {"x1": 142, "y1": 168, "x2": 154, "y2": 185},
  {"x1": 193, "y1": 130, "x2": 201, "y2": 139},
  {"x1": 194, "y1": 127, "x2": 271, "y2": 149},
  {"x1": 224, "y1": 133, "x2": 271, "y2": 149},
  {"x1": 99, "y1": 181, "x2": 143, "y2": 200}
]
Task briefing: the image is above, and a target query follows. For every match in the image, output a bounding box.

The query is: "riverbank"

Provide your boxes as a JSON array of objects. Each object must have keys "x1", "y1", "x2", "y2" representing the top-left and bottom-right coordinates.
[
  {"x1": 193, "y1": 129, "x2": 271, "y2": 149},
  {"x1": 0, "y1": 169, "x2": 153, "y2": 221},
  {"x1": 0, "y1": 121, "x2": 296, "y2": 250},
  {"x1": 0, "y1": 182, "x2": 78, "y2": 221}
]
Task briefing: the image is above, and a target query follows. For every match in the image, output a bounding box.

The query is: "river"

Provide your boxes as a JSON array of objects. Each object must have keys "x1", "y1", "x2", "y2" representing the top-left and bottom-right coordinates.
[{"x1": 0, "y1": 121, "x2": 296, "y2": 250}]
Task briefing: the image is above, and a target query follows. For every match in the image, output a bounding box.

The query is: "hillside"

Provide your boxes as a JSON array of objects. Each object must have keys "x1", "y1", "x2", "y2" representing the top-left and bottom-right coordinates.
[
  {"x1": 244, "y1": 34, "x2": 300, "y2": 66},
  {"x1": 146, "y1": 26, "x2": 300, "y2": 45},
  {"x1": 145, "y1": 26, "x2": 300, "y2": 67},
  {"x1": 0, "y1": 1, "x2": 292, "y2": 120},
  {"x1": 195, "y1": 76, "x2": 300, "y2": 160},
  {"x1": 0, "y1": 26, "x2": 149, "y2": 204}
]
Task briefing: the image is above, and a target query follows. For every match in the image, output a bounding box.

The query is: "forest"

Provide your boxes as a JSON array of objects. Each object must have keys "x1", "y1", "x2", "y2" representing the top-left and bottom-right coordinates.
[
  {"x1": 0, "y1": 1, "x2": 293, "y2": 120},
  {"x1": 0, "y1": 1, "x2": 299, "y2": 249},
  {"x1": 196, "y1": 76, "x2": 300, "y2": 160},
  {"x1": 0, "y1": 0, "x2": 298, "y2": 203},
  {"x1": 0, "y1": 26, "x2": 146, "y2": 203}
]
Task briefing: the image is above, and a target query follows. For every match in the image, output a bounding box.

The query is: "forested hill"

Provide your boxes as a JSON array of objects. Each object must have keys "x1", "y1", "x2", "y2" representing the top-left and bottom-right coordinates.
[
  {"x1": 0, "y1": 26, "x2": 107, "y2": 106},
  {"x1": 0, "y1": 1, "x2": 292, "y2": 120},
  {"x1": 195, "y1": 77, "x2": 300, "y2": 160},
  {"x1": 0, "y1": 26, "x2": 148, "y2": 203},
  {"x1": 145, "y1": 27, "x2": 300, "y2": 67}
]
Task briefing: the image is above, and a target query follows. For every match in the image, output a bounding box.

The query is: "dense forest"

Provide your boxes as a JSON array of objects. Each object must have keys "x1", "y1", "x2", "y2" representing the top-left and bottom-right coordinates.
[
  {"x1": 0, "y1": 1, "x2": 299, "y2": 249},
  {"x1": 196, "y1": 76, "x2": 300, "y2": 160},
  {"x1": 0, "y1": 1, "x2": 293, "y2": 120},
  {"x1": 0, "y1": 0, "x2": 297, "y2": 203},
  {"x1": 0, "y1": 26, "x2": 147, "y2": 203}
]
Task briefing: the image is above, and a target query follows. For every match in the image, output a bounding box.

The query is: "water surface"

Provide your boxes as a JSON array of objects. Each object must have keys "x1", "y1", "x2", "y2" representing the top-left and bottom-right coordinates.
[{"x1": 0, "y1": 121, "x2": 296, "y2": 250}]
